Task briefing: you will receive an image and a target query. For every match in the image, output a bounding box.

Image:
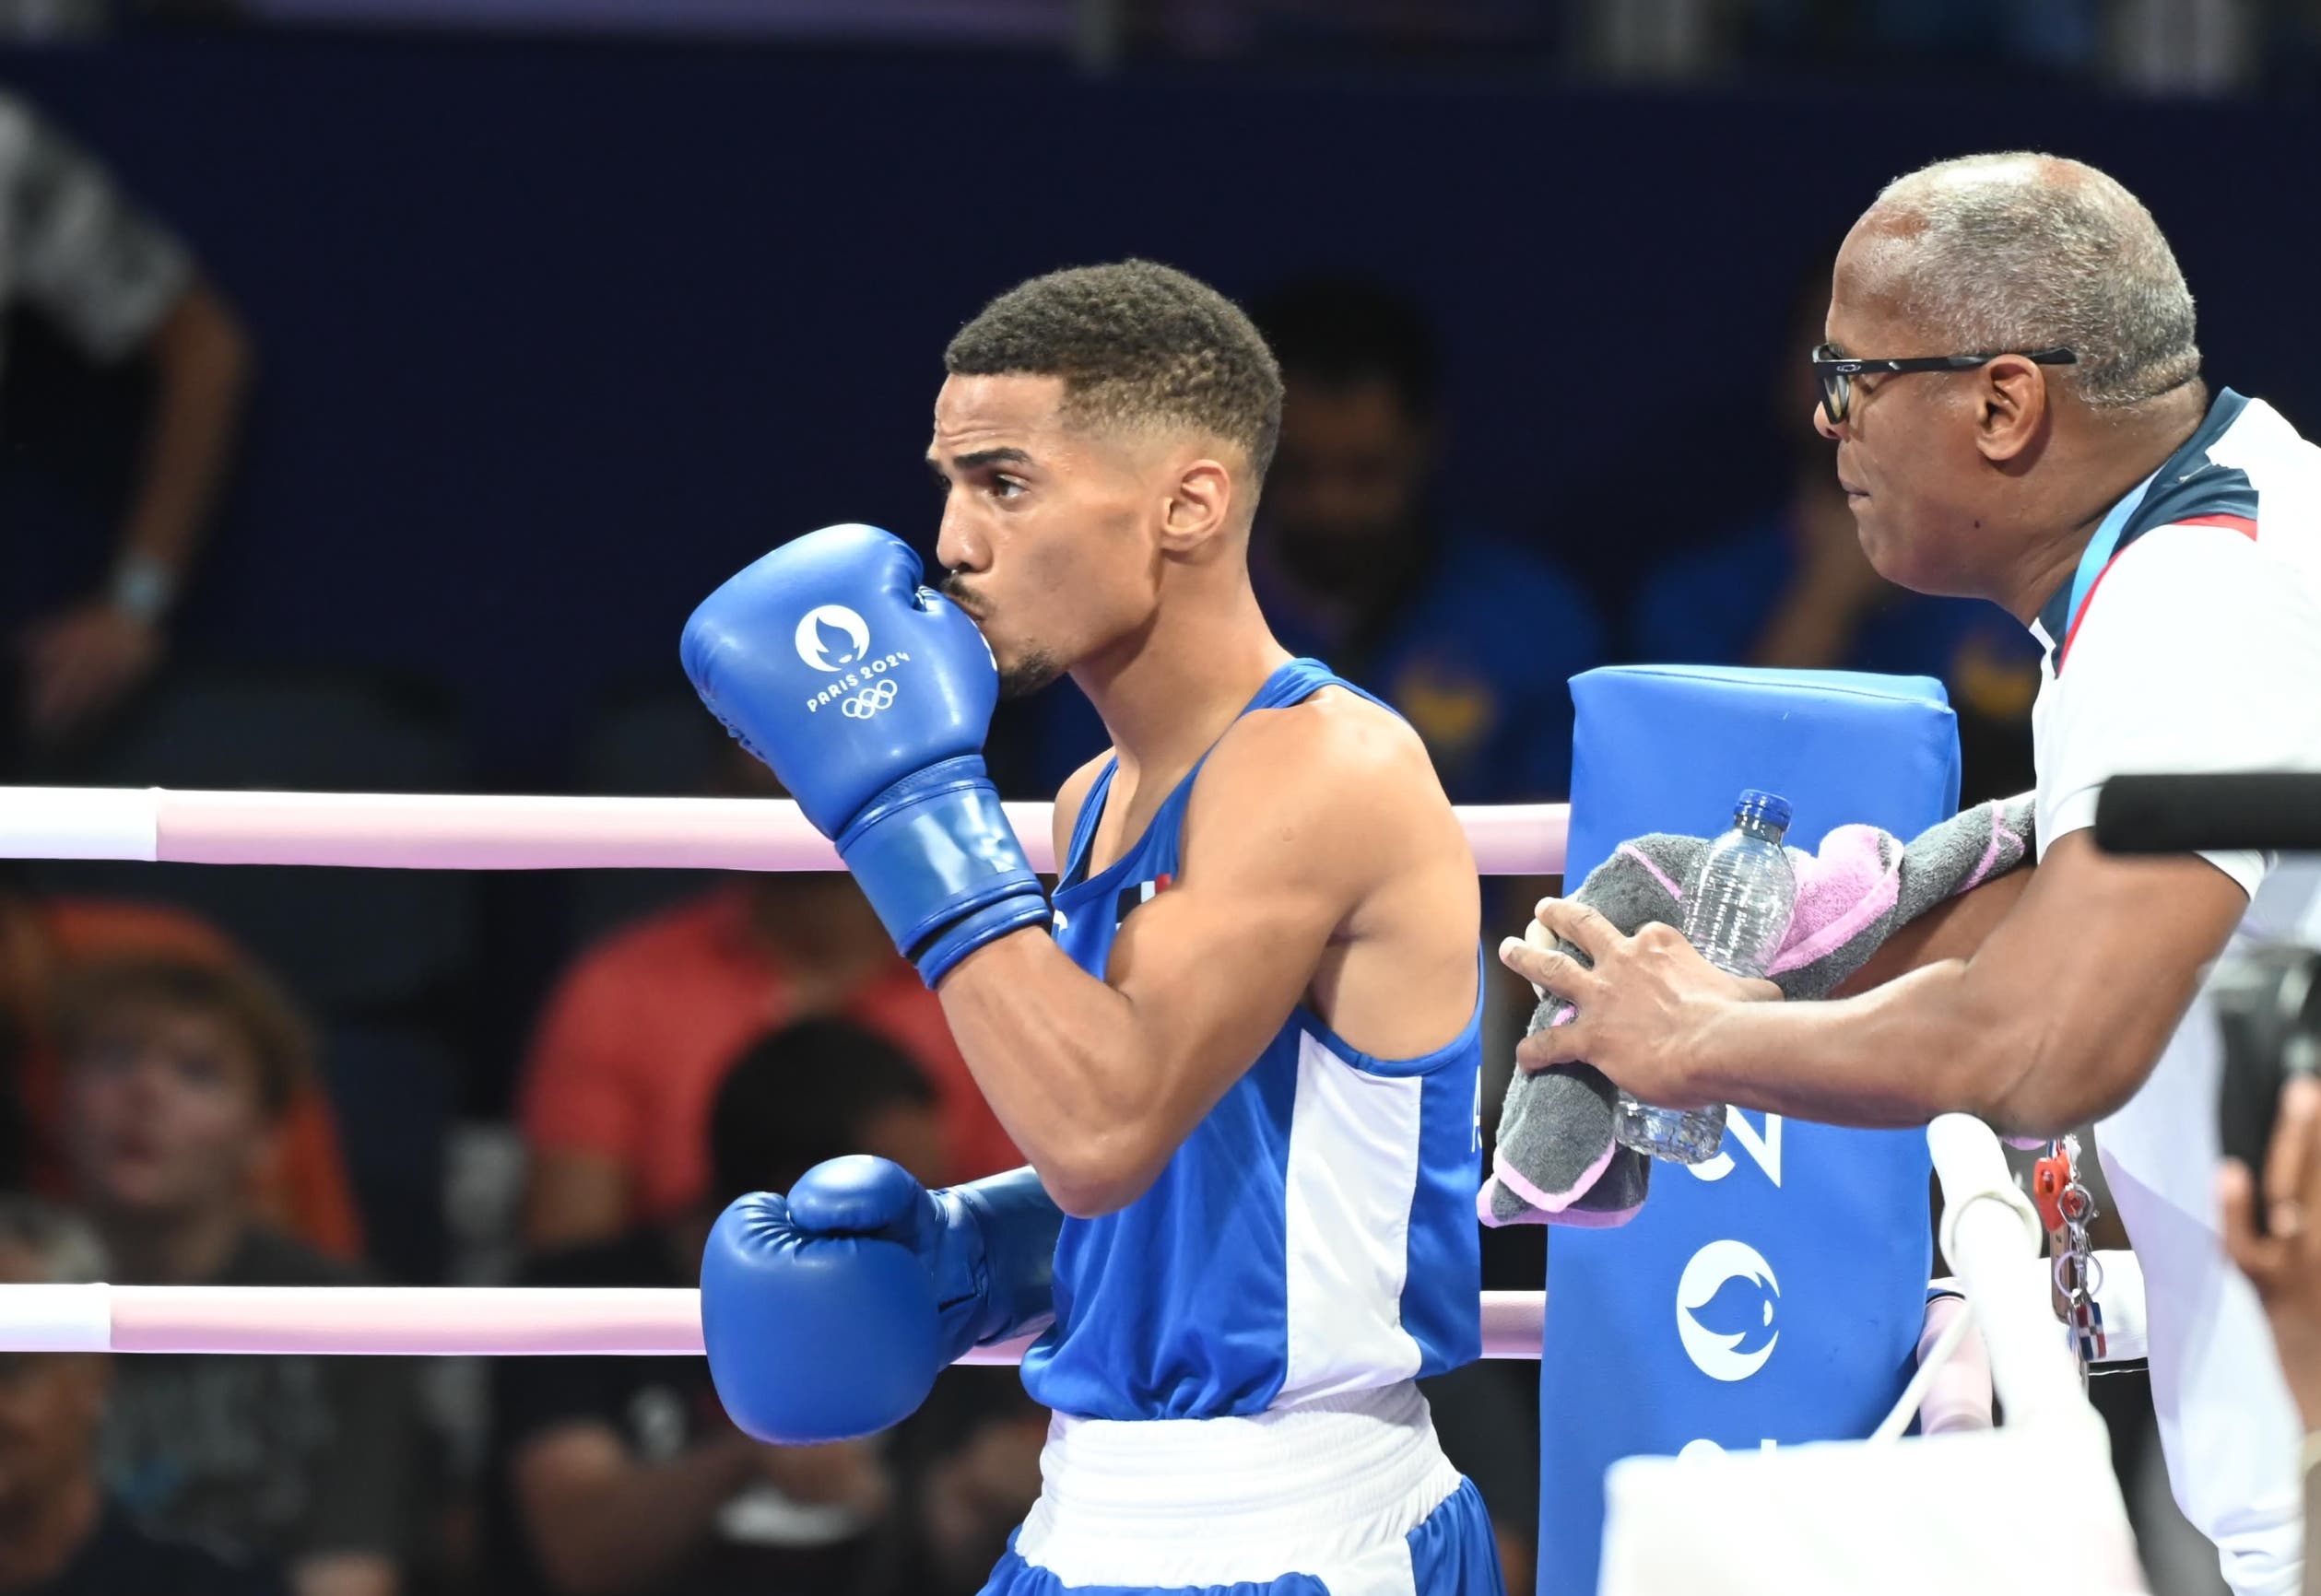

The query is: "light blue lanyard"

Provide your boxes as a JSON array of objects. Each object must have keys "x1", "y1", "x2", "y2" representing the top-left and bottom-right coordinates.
[{"x1": 2061, "y1": 467, "x2": 2161, "y2": 638}]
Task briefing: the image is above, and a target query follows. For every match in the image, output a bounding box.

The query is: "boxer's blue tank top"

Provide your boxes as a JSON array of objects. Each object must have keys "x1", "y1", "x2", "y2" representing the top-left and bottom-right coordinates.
[{"x1": 1019, "y1": 657, "x2": 1484, "y2": 1422}]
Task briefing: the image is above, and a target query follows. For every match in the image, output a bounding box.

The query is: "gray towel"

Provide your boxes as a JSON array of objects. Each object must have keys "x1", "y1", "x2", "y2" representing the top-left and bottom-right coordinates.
[{"x1": 1482, "y1": 794, "x2": 2037, "y2": 1228}]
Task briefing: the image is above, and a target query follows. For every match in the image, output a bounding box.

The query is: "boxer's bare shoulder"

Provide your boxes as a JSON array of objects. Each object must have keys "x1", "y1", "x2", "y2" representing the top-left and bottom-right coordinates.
[
  {"x1": 1172, "y1": 685, "x2": 1479, "y2": 1056},
  {"x1": 1192, "y1": 683, "x2": 1468, "y2": 872}
]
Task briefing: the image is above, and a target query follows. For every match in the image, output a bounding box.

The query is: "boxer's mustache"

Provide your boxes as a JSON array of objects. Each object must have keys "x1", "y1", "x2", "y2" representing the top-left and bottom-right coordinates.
[{"x1": 939, "y1": 571, "x2": 988, "y2": 616}]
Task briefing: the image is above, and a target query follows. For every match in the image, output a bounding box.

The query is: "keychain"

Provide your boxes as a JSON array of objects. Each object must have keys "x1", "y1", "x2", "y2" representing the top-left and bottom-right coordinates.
[{"x1": 2031, "y1": 1134, "x2": 2107, "y2": 1382}]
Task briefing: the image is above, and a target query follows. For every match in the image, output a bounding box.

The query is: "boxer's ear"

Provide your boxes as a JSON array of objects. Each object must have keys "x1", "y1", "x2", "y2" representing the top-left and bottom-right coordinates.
[{"x1": 1158, "y1": 455, "x2": 1234, "y2": 556}]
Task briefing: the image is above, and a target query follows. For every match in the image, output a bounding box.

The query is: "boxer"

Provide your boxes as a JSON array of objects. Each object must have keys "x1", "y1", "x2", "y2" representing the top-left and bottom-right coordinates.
[{"x1": 684, "y1": 260, "x2": 1502, "y2": 1595}]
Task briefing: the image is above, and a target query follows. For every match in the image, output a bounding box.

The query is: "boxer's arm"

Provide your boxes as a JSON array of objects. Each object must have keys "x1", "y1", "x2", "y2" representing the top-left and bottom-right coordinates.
[{"x1": 939, "y1": 704, "x2": 1429, "y2": 1218}]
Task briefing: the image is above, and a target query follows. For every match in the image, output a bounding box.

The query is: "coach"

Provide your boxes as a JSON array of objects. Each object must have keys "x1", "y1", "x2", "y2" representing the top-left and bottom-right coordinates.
[{"x1": 1503, "y1": 152, "x2": 2321, "y2": 1596}]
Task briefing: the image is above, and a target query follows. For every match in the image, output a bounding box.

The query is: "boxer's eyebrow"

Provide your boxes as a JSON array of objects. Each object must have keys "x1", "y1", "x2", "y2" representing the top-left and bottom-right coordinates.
[
  {"x1": 950, "y1": 448, "x2": 1033, "y2": 472},
  {"x1": 925, "y1": 446, "x2": 1035, "y2": 479}
]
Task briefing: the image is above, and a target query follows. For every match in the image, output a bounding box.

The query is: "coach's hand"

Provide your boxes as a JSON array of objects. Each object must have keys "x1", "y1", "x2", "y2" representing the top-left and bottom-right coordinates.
[
  {"x1": 681, "y1": 524, "x2": 1051, "y2": 983},
  {"x1": 1499, "y1": 897, "x2": 1778, "y2": 1104}
]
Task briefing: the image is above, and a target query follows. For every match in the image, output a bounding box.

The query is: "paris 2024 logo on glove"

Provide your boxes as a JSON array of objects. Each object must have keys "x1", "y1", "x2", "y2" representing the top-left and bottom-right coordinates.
[
  {"x1": 795, "y1": 604, "x2": 911, "y2": 719},
  {"x1": 795, "y1": 604, "x2": 870, "y2": 671}
]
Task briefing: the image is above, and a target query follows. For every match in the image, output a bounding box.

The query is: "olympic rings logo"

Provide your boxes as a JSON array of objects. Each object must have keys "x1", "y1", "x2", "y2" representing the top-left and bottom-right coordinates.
[{"x1": 841, "y1": 681, "x2": 900, "y2": 719}]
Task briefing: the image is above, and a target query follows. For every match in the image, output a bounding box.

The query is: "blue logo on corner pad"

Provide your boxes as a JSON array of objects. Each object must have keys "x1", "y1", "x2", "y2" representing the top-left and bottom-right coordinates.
[
  {"x1": 1691, "y1": 1273, "x2": 1779, "y2": 1356},
  {"x1": 1675, "y1": 1238, "x2": 1781, "y2": 1381}
]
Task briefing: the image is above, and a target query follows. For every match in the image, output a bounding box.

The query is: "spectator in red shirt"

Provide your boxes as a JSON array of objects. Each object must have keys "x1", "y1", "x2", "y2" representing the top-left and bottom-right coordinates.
[{"x1": 517, "y1": 750, "x2": 1017, "y2": 1249}]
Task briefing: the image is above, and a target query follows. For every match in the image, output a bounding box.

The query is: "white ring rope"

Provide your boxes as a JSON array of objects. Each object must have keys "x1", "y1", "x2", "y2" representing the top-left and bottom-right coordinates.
[
  {"x1": 0, "y1": 1284, "x2": 1547, "y2": 1361},
  {"x1": 0, "y1": 788, "x2": 1570, "y2": 876}
]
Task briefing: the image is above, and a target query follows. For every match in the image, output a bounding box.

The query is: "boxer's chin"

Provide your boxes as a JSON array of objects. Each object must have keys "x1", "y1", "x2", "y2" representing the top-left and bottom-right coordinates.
[{"x1": 997, "y1": 649, "x2": 1066, "y2": 701}]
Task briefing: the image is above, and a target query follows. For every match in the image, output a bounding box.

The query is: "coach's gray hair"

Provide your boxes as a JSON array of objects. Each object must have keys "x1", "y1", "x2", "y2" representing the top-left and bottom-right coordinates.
[
  {"x1": 0, "y1": 1197, "x2": 109, "y2": 1285},
  {"x1": 1866, "y1": 153, "x2": 2200, "y2": 410}
]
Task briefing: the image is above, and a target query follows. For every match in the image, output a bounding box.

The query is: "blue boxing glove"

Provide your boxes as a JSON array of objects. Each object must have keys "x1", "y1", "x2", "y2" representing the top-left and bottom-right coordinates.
[
  {"x1": 701, "y1": 1157, "x2": 1063, "y2": 1446},
  {"x1": 680, "y1": 525, "x2": 1050, "y2": 983}
]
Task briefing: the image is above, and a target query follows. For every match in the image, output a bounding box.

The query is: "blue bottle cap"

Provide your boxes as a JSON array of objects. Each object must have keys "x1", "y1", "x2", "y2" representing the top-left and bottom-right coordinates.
[{"x1": 1735, "y1": 789, "x2": 1794, "y2": 830}]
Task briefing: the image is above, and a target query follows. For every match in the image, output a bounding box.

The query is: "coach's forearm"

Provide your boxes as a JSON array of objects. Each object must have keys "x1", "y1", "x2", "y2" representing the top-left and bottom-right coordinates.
[
  {"x1": 937, "y1": 930, "x2": 1170, "y2": 1217},
  {"x1": 1830, "y1": 868, "x2": 2033, "y2": 998},
  {"x1": 1695, "y1": 959, "x2": 2054, "y2": 1132}
]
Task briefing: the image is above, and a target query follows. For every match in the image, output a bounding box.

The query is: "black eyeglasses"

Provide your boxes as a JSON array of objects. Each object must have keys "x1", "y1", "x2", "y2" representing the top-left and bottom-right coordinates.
[{"x1": 1810, "y1": 344, "x2": 2078, "y2": 425}]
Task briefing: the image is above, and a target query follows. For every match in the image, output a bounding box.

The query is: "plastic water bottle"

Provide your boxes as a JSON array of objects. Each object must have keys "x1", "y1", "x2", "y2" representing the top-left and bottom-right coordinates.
[{"x1": 1610, "y1": 789, "x2": 1798, "y2": 1164}]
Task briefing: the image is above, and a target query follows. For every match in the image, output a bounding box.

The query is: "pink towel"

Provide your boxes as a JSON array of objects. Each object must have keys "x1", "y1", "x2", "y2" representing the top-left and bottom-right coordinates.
[{"x1": 1483, "y1": 794, "x2": 2037, "y2": 1228}]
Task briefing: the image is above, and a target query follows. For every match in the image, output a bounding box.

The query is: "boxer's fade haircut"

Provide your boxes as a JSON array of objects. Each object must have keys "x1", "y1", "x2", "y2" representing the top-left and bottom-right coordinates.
[
  {"x1": 1869, "y1": 153, "x2": 2200, "y2": 411},
  {"x1": 944, "y1": 260, "x2": 1285, "y2": 485}
]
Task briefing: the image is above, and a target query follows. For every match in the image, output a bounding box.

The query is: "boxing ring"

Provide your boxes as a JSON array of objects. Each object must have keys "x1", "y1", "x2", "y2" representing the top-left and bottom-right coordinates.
[{"x1": 0, "y1": 785, "x2": 2148, "y2": 1592}]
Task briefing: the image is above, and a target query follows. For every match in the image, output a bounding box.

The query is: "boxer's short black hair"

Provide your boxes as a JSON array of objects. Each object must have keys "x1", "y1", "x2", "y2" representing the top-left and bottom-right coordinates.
[{"x1": 945, "y1": 259, "x2": 1283, "y2": 485}]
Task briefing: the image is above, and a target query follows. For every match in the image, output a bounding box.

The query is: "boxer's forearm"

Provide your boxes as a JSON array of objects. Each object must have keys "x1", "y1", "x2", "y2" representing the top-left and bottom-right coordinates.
[
  {"x1": 937, "y1": 725, "x2": 1393, "y2": 1215},
  {"x1": 937, "y1": 929, "x2": 1179, "y2": 1217}
]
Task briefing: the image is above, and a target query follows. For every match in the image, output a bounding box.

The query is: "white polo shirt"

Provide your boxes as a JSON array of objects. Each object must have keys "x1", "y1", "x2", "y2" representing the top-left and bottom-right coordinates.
[{"x1": 2027, "y1": 389, "x2": 2321, "y2": 1596}]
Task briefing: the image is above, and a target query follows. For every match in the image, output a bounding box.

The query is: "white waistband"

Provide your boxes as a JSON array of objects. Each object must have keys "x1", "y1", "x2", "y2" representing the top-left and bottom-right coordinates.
[{"x1": 1013, "y1": 1381, "x2": 1463, "y2": 1590}]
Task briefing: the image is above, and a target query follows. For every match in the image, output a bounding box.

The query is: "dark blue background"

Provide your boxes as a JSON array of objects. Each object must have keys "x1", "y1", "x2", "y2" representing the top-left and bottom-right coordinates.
[{"x1": 3, "y1": 34, "x2": 2315, "y2": 784}]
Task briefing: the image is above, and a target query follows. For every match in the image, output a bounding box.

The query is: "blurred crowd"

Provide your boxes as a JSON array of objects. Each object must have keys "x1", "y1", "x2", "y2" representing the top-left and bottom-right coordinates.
[
  {"x1": 7, "y1": 0, "x2": 2321, "y2": 98},
  {"x1": 1147, "y1": 0, "x2": 2321, "y2": 94},
  {"x1": 0, "y1": 41, "x2": 2289, "y2": 1596}
]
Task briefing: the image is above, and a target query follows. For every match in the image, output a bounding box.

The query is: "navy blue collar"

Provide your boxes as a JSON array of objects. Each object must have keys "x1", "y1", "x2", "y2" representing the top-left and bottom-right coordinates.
[{"x1": 2033, "y1": 387, "x2": 2253, "y2": 652}]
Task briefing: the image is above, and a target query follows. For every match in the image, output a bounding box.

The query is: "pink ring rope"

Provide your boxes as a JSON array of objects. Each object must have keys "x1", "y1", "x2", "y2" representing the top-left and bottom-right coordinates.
[
  {"x1": 0, "y1": 788, "x2": 1568, "y2": 876},
  {"x1": 0, "y1": 786, "x2": 2070, "y2": 1449},
  {"x1": 0, "y1": 783, "x2": 1569, "y2": 1360},
  {"x1": 0, "y1": 1285, "x2": 1545, "y2": 1361}
]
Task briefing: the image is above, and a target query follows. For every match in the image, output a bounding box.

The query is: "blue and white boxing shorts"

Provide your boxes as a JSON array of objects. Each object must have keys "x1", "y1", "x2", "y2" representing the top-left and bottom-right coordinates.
[{"x1": 978, "y1": 1383, "x2": 1505, "y2": 1596}]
